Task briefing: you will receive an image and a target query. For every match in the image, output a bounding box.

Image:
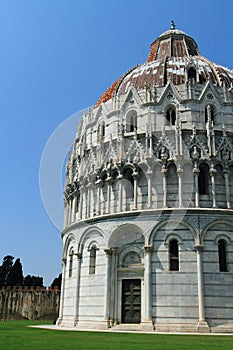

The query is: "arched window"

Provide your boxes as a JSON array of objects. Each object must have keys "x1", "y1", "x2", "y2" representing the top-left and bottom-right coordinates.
[
  {"x1": 68, "y1": 249, "x2": 74, "y2": 278},
  {"x1": 198, "y1": 163, "x2": 209, "y2": 195},
  {"x1": 112, "y1": 171, "x2": 119, "y2": 212},
  {"x1": 169, "y1": 239, "x2": 179, "y2": 271},
  {"x1": 89, "y1": 246, "x2": 97, "y2": 275},
  {"x1": 102, "y1": 123, "x2": 105, "y2": 138},
  {"x1": 166, "y1": 163, "x2": 178, "y2": 207},
  {"x1": 188, "y1": 67, "x2": 196, "y2": 81},
  {"x1": 130, "y1": 114, "x2": 137, "y2": 132},
  {"x1": 205, "y1": 105, "x2": 214, "y2": 124},
  {"x1": 218, "y1": 239, "x2": 227, "y2": 272},
  {"x1": 97, "y1": 121, "x2": 105, "y2": 142},
  {"x1": 123, "y1": 168, "x2": 134, "y2": 199},
  {"x1": 166, "y1": 107, "x2": 176, "y2": 126},
  {"x1": 126, "y1": 112, "x2": 137, "y2": 132},
  {"x1": 215, "y1": 164, "x2": 225, "y2": 208}
]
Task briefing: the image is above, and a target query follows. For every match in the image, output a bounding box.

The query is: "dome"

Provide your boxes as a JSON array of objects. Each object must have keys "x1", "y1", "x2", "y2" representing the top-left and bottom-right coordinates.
[{"x1": 96, "y1": 24, "x2": 233, "y2": 107}]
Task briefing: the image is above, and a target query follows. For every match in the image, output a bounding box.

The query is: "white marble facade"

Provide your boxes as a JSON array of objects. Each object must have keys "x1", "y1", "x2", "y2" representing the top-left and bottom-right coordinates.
[{"x1": 57, "y1": 25, "x2": 233, "y2": 332}]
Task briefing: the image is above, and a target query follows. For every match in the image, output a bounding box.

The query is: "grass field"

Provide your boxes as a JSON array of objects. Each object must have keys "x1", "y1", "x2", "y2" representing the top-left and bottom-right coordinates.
[{"x1": 0, "y1": 320, "x2": 233, "y2": 350}]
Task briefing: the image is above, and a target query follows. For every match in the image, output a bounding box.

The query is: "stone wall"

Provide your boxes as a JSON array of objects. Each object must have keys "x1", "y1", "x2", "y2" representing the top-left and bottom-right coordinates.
[{"x1": 0, "y1": 286, "x2": 60, "y2": 320}]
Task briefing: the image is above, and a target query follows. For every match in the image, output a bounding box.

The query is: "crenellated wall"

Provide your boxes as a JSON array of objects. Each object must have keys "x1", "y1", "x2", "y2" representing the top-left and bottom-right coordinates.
[{"x1": 0, "y1": 286, "x2": 60, "y2": 320}]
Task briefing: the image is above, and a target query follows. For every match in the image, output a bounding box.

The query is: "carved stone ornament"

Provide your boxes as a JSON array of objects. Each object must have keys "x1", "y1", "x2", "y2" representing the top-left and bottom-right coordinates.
[
  {"x1": 190, "y1": 145, "x2": 200, "y2": 160},
  {"x1": 160, "y1": 146, "x2": 169, "y2": 161},
  {"x1": 207, "y1": 93, "x2": 213, "y2": 100},
  {"x1": 167, "y1": 93, "x2": 174, "y2": 100},
  {"x1": 123, "y1": 252, "x2": 141, "y2": 266},
  {"x1": 221, "y1": 146, "x2": 230, "y2": 163}
]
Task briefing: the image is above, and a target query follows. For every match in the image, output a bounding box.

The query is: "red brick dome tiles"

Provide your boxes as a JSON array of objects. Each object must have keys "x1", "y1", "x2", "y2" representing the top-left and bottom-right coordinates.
[{"x1": 95, "y1": 26, "x2": 233, "y2": 107}]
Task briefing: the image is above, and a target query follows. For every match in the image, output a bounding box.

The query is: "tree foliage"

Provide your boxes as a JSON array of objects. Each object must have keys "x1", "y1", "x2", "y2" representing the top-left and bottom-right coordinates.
[
  {"x1": 0, "y1": 256, "x2": 44, "y2": 287},
  {"x1": 0, "y1": 255, "x2": 14, "y2": 286},
  {"x1": 23, "y1": 275, "x2": 44, "y2": 287},
  {"x1": 51, "y1": 273, "x2": 62, "y2": 289},
  {"x1": 5, "y1": 258, "x2": 24, "y2": 286},
  {"x1": 0, "y1": 255, "x2": 59, "y2": 287}
]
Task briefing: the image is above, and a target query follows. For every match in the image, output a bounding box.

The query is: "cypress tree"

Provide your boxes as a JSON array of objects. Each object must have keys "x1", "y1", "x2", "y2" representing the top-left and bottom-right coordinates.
[
  {"x1": 0, "y1": 255, "x2": 14, "y2": 286},
  {"x1": 5, "y1": 258, "x2": 24, "y2": 286}
]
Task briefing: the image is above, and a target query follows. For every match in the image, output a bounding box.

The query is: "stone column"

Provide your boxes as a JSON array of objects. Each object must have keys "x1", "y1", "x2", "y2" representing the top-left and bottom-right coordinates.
[
  {"x1": 210, "y1": 165, "x2": 217, "y2": 208},
  {"x1": 57, "y1": 258, "x2": 66, "y2": 325},
  {"x1": 104, "y1": 249, "x2": 112, "y2": 328},
  {"x1": 133, "y1": 172, "x2": 138, "y2": 210},
  {"x1": 81, "y1": 191, "x2": 85, "y2": 219},
  {"x1": 179, "y1": 126, "x2": 183, "y2": 156},
  {"x1": 64, "y1": 200, "x2": 69, "y2": 228},
  {"x1": 211, "y1": 129, "x2": 216, "y2": 155},
  {"x1": 86, "y1": 185, "x2": 91, "y2": 218},
  {"x1": 224, "y1": 170, "x2": 231, "y2": 209},
  {"x1": 106, "y1": 176, "x2": 112, "y2": 214},
  {"x1": 177, "y1": 166, "x2": 183, "y2": 208},
  {"x1": 117, "y1": 174, "x2": 123, "y2": 212},
  {"x1": 91, "y1": 183, "x2": 96, "y2": 218},
  {"x1": 112, "y1": 248, "x2": 119, "y2": 325},
  {"x1": 147, "y1": 170, "x2": 152, "y2": 209},
  {"x1": 108, "y1": 248, "x2": 118, "y2": 326},
  {"x1": 72, "y1": 195, "x2": 77, "y2": 223},
  {"x1": 68, "y1": 199, "x2": 73, "y2": 225},
  {"x1": 89, "y1": 185, "x2": 94, "y2": 218},
  {"x1": 95, "y1": 179, "x2": 102, "y2": 215},
  {"x1": 143, "y1": 245, "x2": 153, "y2": 329},
  {"x1": 149, "y1": 130, "x2": 153, "y2": 157},
  {"x1": 195, "y1": 244, "x2": 209, "y2": 332},
  {"x1": 193, "y1": 165, "x2": 200, "y2": 208},
  {"x1": 175, "y1": 124, "x2": 179, "y2": 154},
  {"x1": 74, "y1": 253, "x2": 82, "y2": 326},
  {"x1": 162, "y1": 166, "x2": 167, "y2": 208},
  {"x1": 78, "y1": 189, "x2": 83, "y2": 221}
]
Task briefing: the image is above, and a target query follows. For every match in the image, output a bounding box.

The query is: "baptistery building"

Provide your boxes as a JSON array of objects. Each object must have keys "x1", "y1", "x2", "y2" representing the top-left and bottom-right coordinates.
[{"x1": 57, "y1": 23, "x2": 233, "y2": 333}]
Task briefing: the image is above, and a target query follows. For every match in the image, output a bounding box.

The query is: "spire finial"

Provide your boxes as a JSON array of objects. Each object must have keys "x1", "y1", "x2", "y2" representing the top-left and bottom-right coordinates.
[{"x1": 170, "y1": 20, "x2": 176, "y2": 30}]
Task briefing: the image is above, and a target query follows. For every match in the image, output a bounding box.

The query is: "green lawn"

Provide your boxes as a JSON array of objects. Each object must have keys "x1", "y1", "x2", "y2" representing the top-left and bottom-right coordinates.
[{"x1": 0, "y1": 320, "x2": 233, "y2": 350}]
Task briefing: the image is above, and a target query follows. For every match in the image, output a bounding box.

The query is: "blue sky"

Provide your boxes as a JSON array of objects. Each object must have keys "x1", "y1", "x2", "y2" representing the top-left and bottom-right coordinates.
[{"x1": 0, "y1": 0, "x2": 232, "y2": 286}]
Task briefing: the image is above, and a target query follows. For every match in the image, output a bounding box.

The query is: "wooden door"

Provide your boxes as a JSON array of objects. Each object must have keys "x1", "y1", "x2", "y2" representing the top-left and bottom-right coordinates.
[{"x1": 122, "y1": 279, "x2": 141, "y2": 323}]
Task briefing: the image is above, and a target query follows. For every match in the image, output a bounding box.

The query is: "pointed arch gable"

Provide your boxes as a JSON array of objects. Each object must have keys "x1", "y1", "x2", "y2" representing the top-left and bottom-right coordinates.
[
  {"x1": 93, "y1": 103, "x2": 108, "y2": 124},
  {"x1": 157, "y1": 81, "x2": 182, "y2": 104},
  {"x1": 198, "y1": 80, "x2": 222, "y2": 104},
  {"x1": 121, "y1": 87, "x2": 142, "y2": 112}
]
